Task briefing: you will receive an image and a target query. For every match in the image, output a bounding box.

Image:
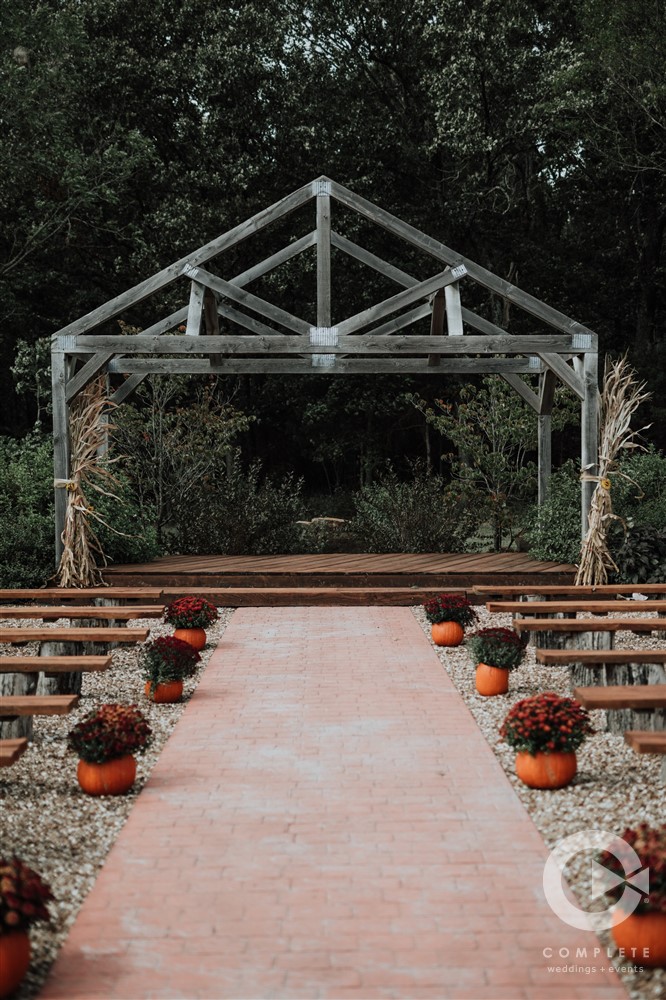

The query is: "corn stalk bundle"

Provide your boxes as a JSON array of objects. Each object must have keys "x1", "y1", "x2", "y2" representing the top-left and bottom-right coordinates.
[
  {"x1": 55, "y1": 378, "x2": 119, "y2": 588},
  {"x1": 576, "y1": 357, "x2": 651, "y2": 586}
]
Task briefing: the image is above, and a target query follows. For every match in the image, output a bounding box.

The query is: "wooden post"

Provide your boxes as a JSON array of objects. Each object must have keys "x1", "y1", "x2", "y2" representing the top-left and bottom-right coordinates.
[
  {"x1": 538, "y1": 371, "x2": 556, "y2": 505},
  {"x1": 51, "y1": 340, "x2": 71, "y2": 567},
  {"x1": 315, "y1": 179, "x2": 332, "y2": 328},
  {"x1": 581, "y1": 350, "x2": 599, "y2": 537}
]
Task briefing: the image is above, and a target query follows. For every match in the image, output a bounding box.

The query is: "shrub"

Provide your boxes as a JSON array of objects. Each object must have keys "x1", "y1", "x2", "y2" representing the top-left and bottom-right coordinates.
[
  {"x1": 68, "y1": 704, "x2": 152, "y2": 764},
  {"x1": 174, "y1": 451, "x2": 307, "y2": 555},
  {"x1": 93, "y1": 471, "x2": 161, "y2": 565},
  {"x1": 525, "y1": 460, "x2": 581, "y2": 564},
  {"x1": 465, "y1": 627, "x2": 527, "y2": 670},
  {"x1": 612, "y1": 526, "x2": 666, "y2": 584},
  {"x1": 0, "y1": 432, "x2": 54, "y2": 587},
  {"x1": 0, "y1": 857, "x2": 54, "y2": 934},
  {"x1": 140, "y1": 636, "x2": 200, "y2": 695},
  {"x1": 423, "y1": 593, "x2": 478, "y2": 627},
  {"x1": 500, "y1": 692, "x2": 594, "y2": 754},
  {"x1": 348, "y1": 465, "x2": 480, "y2": 553}
]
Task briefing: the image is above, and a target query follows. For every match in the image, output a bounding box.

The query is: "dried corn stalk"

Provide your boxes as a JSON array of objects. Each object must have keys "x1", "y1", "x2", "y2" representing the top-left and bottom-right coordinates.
[
  {"x1": 55, "y1": 378, "x2": 119, "y2": 588},
  {"x1": 576, "y1": 357, "x2": 651, "y2": 586}
]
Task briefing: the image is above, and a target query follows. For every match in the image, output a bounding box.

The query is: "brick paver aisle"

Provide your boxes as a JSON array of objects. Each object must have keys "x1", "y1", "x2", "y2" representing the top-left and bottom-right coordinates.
[{"x1": 41, "y1": 608, "x2": 626, "y2": 1000}]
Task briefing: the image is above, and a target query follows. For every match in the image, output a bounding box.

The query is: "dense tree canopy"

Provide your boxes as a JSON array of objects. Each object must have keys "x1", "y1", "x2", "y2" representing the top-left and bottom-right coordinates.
[{"x1": 2, "y1": 0, "x2": 664, "y2": 475}]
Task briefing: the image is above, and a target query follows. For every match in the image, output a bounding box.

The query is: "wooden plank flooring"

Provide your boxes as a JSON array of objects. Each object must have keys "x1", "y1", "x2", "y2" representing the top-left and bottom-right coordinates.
[{"x1": 104, "y1": 552, "x2": 576, "y2": 605}]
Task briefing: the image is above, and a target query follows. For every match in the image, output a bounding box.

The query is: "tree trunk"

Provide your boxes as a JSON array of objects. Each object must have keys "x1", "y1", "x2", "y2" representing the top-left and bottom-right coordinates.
[{"x1": 0, "y1": 671, "x2": 37, "y2": 740}]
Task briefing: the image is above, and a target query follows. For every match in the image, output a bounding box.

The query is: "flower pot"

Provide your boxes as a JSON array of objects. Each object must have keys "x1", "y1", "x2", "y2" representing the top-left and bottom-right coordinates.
[
  {"x1": 144, "y1": 679, "x2": 183, "y2": 703},
  {"x1": 431, "y1": 622, "x2": 464, "y2": 647},
  {"x1": 611, "y1": 909, "x2": 666, "y2": 967},
  {"x1": 475, "y1": 662, "x2": 509, "y2": 696},
  {"x1": 173, "y1": 627, "x2": 206, "y2": 651},
  {"x1": 77, "y1": 755, "x2": 137, "y2": 796},
  {"x1": 0, "y1": 932, "x2": 30, "y2": 999},
  {"x1": 514, "y1": 750, "x2": 577, "y2": 789}
]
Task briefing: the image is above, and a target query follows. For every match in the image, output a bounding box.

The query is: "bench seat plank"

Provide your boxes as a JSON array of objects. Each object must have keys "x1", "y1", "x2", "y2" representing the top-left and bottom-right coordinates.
[
  {"x1": 0, "y1": 695, "x2": 79, "y2": 717},
  {"x1": 0, "y1": 738, "x2": 28, "y2": 766},
  {"x1": 475, "y1": 585, "x2": 666, "y2": 598},
  {"x1": 0, "y1": 606, "x2": 163, "y2": 620},
  {"x1": 574, "y1": 685, "x2": 666, "y2": 710},
  {"x1": 486, "y1": 600, "x2": 666, "y2": 615},
  {"x1": 0, "y1": 656, "x2": 112, "y2": 673},
  {"x1": 0, "y1": 628, "x2": 150, "y2": 644},
  {"x1": 513, "y1": 618, "x2": 665, "y2": 634},
  {"x1": 624, "y1": 731, "x2": 666, "y2": 755},
  {"x1": 536, "y1": 649, "x2": 666, "y2": 665},
  {"x1": 0, "y1": 588, "x2": 164, "y2": 604}
]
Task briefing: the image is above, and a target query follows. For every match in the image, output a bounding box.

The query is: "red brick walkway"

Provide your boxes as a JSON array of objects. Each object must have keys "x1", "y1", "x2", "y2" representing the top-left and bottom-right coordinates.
[{"x1": 41, "y1": 607, "x2": 626, "y2": 999}]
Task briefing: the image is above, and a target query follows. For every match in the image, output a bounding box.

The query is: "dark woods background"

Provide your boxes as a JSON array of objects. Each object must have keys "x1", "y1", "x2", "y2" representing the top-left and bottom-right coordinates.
[{"x1": 1, "y1": 1, "x2": 665, "y2": 576}]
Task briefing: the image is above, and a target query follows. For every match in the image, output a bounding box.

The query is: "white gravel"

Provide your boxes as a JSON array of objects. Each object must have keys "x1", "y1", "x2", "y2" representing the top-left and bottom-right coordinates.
[
  {"x1": 1, "y1": 604, "x2": 665, "y2": 1000},
  {"x1": 413, "y1": 604, "x2": 666, "y2": 1000}
]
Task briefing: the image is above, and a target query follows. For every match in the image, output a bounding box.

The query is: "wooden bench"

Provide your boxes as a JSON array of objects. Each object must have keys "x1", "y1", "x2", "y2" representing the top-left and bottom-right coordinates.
[
  {"x1": 513, "y1": 618, "x2": 665, "y2": 636},
  {"x1": 0, "y1": 695, "x2": 79, "y2": 718},
  {"x1": 0, "y1": 656, "x2": 112, "y2": 674},
  {"x1": 0, "y1": 737, "x2": 28, "y2": 767},
  {"x1": 574, "y1": 685, "x2": 666, "y2": 710},
  {"x1": 624, "y1": 730, "x2": 666, "y2": 781},
  {"x1": 486, "y1": 600, "x2": 666, "y2": 616},
  {"x1": 536, "y1": 649, "x2": 666, "y2": 666},
  {"x1": 475, "y1": 584, "x2": 666, "y2": 599},
  {"x1": 0, "y1": 628, "x2": 150, "y2": 645},
  {"x1": 0, "y1": 588, "x2": 164, "y2": 604},
  {"x1": 0, "y1": 606, "x2": 164, "y2": 620}
]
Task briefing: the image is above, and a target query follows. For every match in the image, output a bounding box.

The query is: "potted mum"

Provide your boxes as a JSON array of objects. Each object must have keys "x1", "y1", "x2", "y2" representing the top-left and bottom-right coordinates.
[
  {"x1": 500, "y1": 692, "x2": 594, "y2": 789},
  {"x1": 141, "y1": 636, "x2": 201, "y2": 703},
  {"x1": 466, "y1": 626, "x2": 527, "y2": 696},
  {"x1": 598, "y1": 822, "x2": 666, "y2": 967},
  {"x1": 164, "y1": 596, "x2": 219, "y2": 651},
  {"x1": 68, "y1": 703, "x2": 152, "y2": 796},
  {"x1": 0, "y1": 857, "x2": 54, "y2": 998},
  {"x1": 423, "y1": 593, "x2": 477, "y2": 647}
]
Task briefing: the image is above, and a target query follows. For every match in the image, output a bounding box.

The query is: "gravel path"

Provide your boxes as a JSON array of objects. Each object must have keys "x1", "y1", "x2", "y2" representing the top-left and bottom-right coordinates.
[{"x1": 1, "y1": 604, "x2": 665, "y2": 1000}]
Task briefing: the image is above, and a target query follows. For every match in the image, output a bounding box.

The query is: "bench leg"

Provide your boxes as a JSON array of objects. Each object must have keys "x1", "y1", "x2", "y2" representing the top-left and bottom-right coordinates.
[{"x1": 0, "y1": 672, "x2": 36, "y2": 740}]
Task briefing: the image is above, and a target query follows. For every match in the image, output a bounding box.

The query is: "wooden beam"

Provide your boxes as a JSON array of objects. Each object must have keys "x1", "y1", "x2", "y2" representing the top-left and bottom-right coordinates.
[
  {"x1": 444, "y1": 284, "x2": 464, "y2": 336},
  {"x1": 217, "y1": 302, "x2": 285, "y2": 338},
  {"x1": 51, "y1": 348, "x2": 70, "y2": 566},
  {"x1": 78, "y1": 334, "x2": 586, "y2": 355},
  {"x1": 65, "y1": 352, "x2": 115, "y2": 403},
  {"x1": 581, "y1": 350, "x2": 599, "y2": 537},
  {"x1": 336, "y1": 265, "x2": 467, "y2": 337},
  {"x1": 182, "y1": 265, "x2": 310, "y2": 335},
  {"x1": 107, "y1": 357, "x2": 540, "y2": 376},
  {"x1": 185, "y1": 281, "x2": 205, "y2": 337},
  {"x1": 203, "y1": 287, "x2": 222, "y2": 365},
  {"x1": 232, "y1": 231, "x2": 317, "y2": 287},
  {"x1": 429, "y1": 290, "x2": 445, "y2": 367},
  {"x1": 54, "y1": 180, "x2": 316, "y2": 339},
  {"x1": 330, "y1": 231, "x2": 418, "y2": 289},
  {"x1": 502, "y1": 374, "x2": 540, "y2": 412},
  {"x1": 317, "y1": 191, "x2": 332, "y2": 327},
  {"x1": 110, "y1": 374, "x2": 144, "y2": 404}
]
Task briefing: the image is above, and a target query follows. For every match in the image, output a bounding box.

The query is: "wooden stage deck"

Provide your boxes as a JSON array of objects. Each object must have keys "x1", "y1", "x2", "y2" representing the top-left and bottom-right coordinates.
[{"x1": 104, "y1": 553, "x2": 576, "y2": 606}]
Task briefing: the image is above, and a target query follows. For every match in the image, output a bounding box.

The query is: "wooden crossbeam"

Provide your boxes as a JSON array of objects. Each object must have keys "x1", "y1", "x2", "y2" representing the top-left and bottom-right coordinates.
[
  {"x1": 0, "y1": 695, "x2": 79, "y2": 717},
  {"x1": 107, "y1": 357, "x2": 541, "y2": 376},
  {"x1": 0, "y1": 656, "x2": 112, "y2": 673},
  {"x1": 0, "y1": 587, "x2": 164, "y2": 603},
  {"x1": 183, "y1": 266, "x2": 311, "y2": 335}
]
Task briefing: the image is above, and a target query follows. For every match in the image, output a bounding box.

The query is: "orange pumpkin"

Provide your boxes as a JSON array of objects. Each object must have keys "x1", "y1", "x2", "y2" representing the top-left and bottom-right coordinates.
[
  {"x1": 77, "y1": 755, "x2": 137, "y2": 796},
  {"x1": 431, "y1": 621, "x2": 464, "y2": 647},
  {"x1": 514, "y1": 750, "x2": 577, "y2": 789},
  {"x1": 475, "y1": 662, "x2": 509, "y2": 696},
  {"x1": 173, "y1": 627, "x2": 206, "y2": 651},
  {"x1": 611, "y1": 910, "x2": 666, "y2": 967},
  {"x1": 0, "y1": 932, "x2": 30, "y2": 999},
  {"x1": 144, "y1": 679, "x2": 183, "y2": 703}
]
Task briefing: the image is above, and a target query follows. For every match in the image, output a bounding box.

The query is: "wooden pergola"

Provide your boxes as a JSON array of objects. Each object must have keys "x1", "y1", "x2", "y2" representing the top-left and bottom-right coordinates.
[{"x1": 51, "y1": 176, "x2": 599, "y2": 561}]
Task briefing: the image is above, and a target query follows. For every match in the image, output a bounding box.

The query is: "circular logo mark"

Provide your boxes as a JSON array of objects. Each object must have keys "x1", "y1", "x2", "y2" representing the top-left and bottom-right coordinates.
[{"x1": 543, "y1": 828, "x2": 649, "y2": 931}]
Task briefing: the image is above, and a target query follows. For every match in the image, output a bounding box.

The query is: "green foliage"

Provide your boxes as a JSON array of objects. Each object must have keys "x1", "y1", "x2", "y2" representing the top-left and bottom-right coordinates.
[
  {"x1": 348, "y1": 464, "x2": 481, "y2": 553},
  {"x1": 612, "y1": 528, "x2": 666, "y2": 585},
  {"x1": 93, "y1": 471, "x2": 161, "y2": 566},
  {"x1": 177, "y1": 450, "x2": 307, "y2": 556},
  {"x1": 527, "y1": 449, "x2": 666, "y2": 565},
  {"x1": 0, "y1": 432, "x2": 54, "y2": 587}
]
